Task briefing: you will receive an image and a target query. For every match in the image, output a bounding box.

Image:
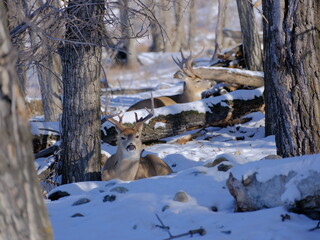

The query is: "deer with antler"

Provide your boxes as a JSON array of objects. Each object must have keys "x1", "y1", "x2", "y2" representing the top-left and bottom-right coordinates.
[
  {"x1": 127, "y1": 51, "x2": 212, "y2": 111},
  {"x1": 102, "y1": 99, "x2": 172, "y2": 181}
]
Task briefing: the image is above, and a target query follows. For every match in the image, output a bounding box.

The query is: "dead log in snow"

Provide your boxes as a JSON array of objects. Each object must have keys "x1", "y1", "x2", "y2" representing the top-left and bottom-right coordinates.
[
  {"x1": 193, "y1": 67, "x2": 264, "y2": 87},
  {"x1": 101, "y1": 88, "x2": 264, "y2": 144},
  {"x1": 226, "y1": 156, "x2": 320, "y2": 220}
]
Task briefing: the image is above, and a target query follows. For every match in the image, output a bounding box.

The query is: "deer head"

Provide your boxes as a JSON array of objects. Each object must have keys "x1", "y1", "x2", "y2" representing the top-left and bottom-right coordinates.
[
  {"x1": 107, "y1": 99, "x2": 154, "y2": 159},
  {"x1": 102, "y1": 98, "x2": 171, "y2": 181},
  {"x1": 172, "y1": 51, "x2": 212, "y2": 102}
]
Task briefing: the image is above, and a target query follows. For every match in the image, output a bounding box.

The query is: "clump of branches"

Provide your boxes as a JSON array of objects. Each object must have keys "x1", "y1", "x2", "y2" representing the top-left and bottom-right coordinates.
[{"x1": 7, "y1": 0, "x2": 161, "y2": 74}]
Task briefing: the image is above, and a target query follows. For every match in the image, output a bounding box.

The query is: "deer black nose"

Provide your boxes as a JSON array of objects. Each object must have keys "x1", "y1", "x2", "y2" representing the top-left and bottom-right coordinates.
[{"x1": 126, "y1": 143, "x2": 136, "y2": 152}]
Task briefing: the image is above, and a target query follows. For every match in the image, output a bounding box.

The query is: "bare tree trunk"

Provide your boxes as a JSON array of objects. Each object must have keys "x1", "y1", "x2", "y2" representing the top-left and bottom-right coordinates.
[
  {"x1": 0, "y1": 2, "x2": 53, "y2": 239},
  {"x1": 236, "y1": 0, "x2": 263, "y2": 71},
  {"x1": 263, "y1": 0, "x2": 320, "y2": 157},
  {"x1": 60, "y1": 0, "x2": 104, "y2": 183},
  {"x1": 187, "y1": 0, "x2": 196, "y2": 49},
  {"x1": 118, "y1": 0, "x2": 137, "y2": 68},
  {"x1": 5, "y1": 0, "x2": 27, "y2": 93},
  {"x1": 150, "y1": 20, "x2": 163, "y2": 52},
  {"x1": 149, "y1": 0, "x2": 173, "y2": 52},
  {"x1": 211, "y1": 0, "x2": 228, "y2": 61},
  {"x1": 33, "y1": 0, "x2": 62, "y2": 121},
  {"x1": 36, "y1": 53, "x2": 62, "y2": 121},
  {"x1": 172, "y1": 0, "x2": 185, "y2": 51}
]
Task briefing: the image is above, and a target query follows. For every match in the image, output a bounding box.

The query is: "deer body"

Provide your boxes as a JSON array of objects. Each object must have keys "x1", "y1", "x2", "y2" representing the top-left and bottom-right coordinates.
[
  {"x1": 102, "y1": 105, "x2": 172, "y2": 181},
  {"x1": 127, "y1": 52, "x2": 212, "y2": 111}
]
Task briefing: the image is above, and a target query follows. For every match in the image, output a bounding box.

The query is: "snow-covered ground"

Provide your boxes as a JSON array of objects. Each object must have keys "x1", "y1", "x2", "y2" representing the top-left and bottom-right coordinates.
[{"x1": 41, "y1": 53, "x2": 320, "y2": 240}]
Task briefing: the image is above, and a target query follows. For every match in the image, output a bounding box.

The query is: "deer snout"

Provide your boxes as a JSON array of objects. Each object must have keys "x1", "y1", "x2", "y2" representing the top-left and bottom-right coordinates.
[{"x1": 126, "y1": 143, "x2": 136, "y2": 152}]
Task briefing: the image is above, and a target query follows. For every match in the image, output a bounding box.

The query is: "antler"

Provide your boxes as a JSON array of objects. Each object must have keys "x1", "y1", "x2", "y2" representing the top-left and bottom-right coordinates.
[
  {"x1": 172, "y1": 50, "x2": 202, "y2": 79},
  {"x1": 107, "y1": 114, "x2": 126, "y2": 132},
  {"x1": 134, "y1": 93, "x2": 154, "y2": 129}
]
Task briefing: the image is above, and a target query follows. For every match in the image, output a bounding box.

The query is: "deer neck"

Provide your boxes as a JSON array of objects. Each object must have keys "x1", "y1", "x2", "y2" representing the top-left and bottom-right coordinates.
[
  {"x1": 172, "y1": 83, "x2": 201, "y2": 103},
  {"x1": 113, "y1": 148, "x2": 141, "y2": 181}
]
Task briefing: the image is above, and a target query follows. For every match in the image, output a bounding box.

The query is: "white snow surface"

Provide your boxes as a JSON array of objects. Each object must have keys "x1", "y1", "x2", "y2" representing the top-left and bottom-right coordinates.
[
  {"x1": 45, "y1": 85, "x2": 319, "y2": 240},
  {"x1": 31, "y1": 52, "x2": 319, "y2": 240}
]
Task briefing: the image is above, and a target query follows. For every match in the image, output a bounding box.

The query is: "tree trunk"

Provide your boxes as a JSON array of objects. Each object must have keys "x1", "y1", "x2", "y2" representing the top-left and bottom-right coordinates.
[
  {"x1": 187, "y1": 0, "x2": 196, "y2": 49},
  {"x1": 236, "y1": 0, "x2": 263, "y2": 71},
  {"x1": 36, "y1": 53, "x2": 62, "y2": 121},
  {"x1": 149, "y1": 0, "x2": 165, "y2": 52},
  {"x1": 33, "y1": 0, "x2": 63, "y2": 121},
  {"x1": 0, "y1": 2, "x2": 53, "y2": 239},
  {"x1": 172, "y1": 0, "x2": 185, "y2": 51},
  {"x1": 5, "y1": 0, "x2": 27, "y2": 93},
  {"x1": 263, "y1": 0, "x2": 320, "y2": 157},
  {"x1": 60, "y1": 0, "x2": 104, "y2": 184},
  {"x1": 118, "y1": 0, "x2": 137, "y2": 68},
  {"x1": 211, "y1": 0, "x2": 228, "y2": 61}
]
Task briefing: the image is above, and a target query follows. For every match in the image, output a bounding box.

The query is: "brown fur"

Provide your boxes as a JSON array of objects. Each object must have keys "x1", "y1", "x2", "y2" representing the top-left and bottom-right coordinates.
[{"x1": 102, "y1": 118, "x2": 172, "y2": 181}]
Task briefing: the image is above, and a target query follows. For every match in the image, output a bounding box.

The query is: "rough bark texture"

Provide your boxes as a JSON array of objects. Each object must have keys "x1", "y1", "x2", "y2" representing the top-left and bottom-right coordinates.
[
  {"x1": 263, "y1": 0, "x2": 320, "y2": 157},
  {"x1": 5, "y1": 0, "x2": 27, "y2": 93},
  {"x1": 102, "y1": 89, "x2": 264, "y2": 144},
  {"x1": 60, "y1": 0, "x2": 104, "y2": 183},
  {"x1": 236, "y1": 0, "x2": 263, "y2": 71},
  {"x1": 0, "y1": 2, "x2": 53, "y2": 239}
]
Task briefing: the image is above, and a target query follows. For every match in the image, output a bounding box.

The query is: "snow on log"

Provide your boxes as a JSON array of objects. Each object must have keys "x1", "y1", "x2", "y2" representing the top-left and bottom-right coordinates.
[
  {"x1": 101, "y1": 87, "x2": 264, "y2": 144},
  {"x1": 226, "y1": 154, "x2": 320, "y2": 219},
  {"x1": 193, "y1": 67, "x2": 264, "y2": 87}
]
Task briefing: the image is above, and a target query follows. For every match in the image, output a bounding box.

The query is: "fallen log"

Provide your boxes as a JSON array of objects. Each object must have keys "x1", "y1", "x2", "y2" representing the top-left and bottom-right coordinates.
[
  {"x1": 193, "y1": 67, "x2": 264, "y2": 87},
  {"x1": 34, "y1": 144, "x2": 59, "y2": 159},
  {"x1": 101, "y1": 87, "x2": 264, "y2": 144},
  {"x1": 226, "y1": 154, "x2": 320, "y2": 220}
]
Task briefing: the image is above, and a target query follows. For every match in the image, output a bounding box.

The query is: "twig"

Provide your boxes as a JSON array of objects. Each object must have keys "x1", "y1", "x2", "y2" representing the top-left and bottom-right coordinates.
[
  {"x1": 155, "y1": 214, "x2": 173, "y2": 238},
  {"x1": 309, "y1": 221, "x2": 320, "y2": 231},
  {"x1": 163, "y1": 227, "x2": 206, "y2": 240},
  {"x1": 155, "y1": 214, "x2": 206, "y2": 240}
]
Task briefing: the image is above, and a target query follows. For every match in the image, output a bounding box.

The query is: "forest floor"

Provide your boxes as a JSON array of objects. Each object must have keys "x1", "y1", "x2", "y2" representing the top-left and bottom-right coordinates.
[{"x1": 30, "y1": 53, "x2": 320, "y2": 240}]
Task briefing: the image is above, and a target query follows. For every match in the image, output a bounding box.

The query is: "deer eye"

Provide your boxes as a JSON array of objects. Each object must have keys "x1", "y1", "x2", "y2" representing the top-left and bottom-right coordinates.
[
  {"x1": 121, "y1": 136, "x2": 126, "y2": 140},
  {"x1": 135, "y1": 135, "x2": 139, "y2": 139}
]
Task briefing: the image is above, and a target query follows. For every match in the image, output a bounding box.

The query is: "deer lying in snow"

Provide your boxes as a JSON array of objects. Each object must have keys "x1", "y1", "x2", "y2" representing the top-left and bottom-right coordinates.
[
  {"x1": 102, "y1": 100, "x2": 172, "y2": 181},
  {"x1": 127, "y1": 51, "x2": 212, "y2": 111}
]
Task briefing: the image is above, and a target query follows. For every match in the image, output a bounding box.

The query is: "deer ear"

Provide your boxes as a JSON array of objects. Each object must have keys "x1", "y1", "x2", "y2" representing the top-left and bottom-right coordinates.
[{"x1": 134, "y1": 122, "x2": 144, "y2": 133}]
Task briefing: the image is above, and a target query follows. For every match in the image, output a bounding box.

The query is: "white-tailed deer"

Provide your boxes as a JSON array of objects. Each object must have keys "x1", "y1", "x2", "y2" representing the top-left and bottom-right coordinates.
[
  {"x1": 127, "y1": 51, "x2": 212, "y2": 111},
  {"x1": 102, "y1": 100, "x2": 172, "y2": 181}
]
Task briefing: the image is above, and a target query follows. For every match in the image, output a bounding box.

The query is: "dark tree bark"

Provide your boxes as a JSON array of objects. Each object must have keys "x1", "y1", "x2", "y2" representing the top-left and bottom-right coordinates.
[
  {"x1": 236, "y1": 0, "x2": 263, "y2": 71},
  {"x1": 60, "y1": 0, "x2": 104, "y2": 183},
  {"x1": 263, "y1": 0, "x2": 320, "y2": 157},
  {"x1": 0, "y1": 2, "x2": 53, "y2": 239}
]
